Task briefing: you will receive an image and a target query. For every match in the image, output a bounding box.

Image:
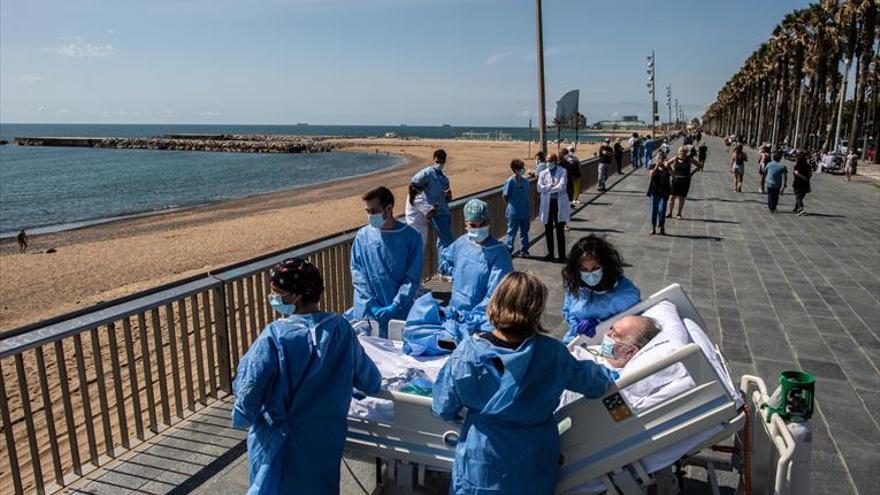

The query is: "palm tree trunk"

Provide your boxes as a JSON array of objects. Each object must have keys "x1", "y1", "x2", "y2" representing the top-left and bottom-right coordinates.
[
  {"x1": 793, "y1": 78, "x2": 806, "y2": 149},
  {"x1": 833, "y1": 57, "x2": 853, "y2": 152}
]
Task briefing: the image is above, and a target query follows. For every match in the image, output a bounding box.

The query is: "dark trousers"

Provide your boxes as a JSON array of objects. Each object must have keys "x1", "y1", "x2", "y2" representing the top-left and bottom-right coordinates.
[
  {"x1": 767, "y1": 187, "x2": 781, "y2": 211},
  {"x1": 794, "y1": 192, "x2": 805, "y2": 210},
  {"x1": 615, "y1": 152, "x2": 623, "y2": 173},
  {"x1": 544, "y1": 198, "x2": 566, "y2": 260},
  {"x1": 650, "y1": 193, "x2": 669, "y2": 228}
]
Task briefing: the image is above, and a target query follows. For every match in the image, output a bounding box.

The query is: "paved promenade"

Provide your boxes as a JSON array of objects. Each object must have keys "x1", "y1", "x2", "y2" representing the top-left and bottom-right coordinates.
[{"x1": 68, "y1": 137, "x2": 879, "y2": 495}]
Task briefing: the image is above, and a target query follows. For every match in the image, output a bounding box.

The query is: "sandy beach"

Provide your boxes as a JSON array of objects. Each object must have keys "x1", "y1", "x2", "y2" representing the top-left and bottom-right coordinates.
[{"x1": 0, "y1": 138, "x2": 603, "y2": 331}]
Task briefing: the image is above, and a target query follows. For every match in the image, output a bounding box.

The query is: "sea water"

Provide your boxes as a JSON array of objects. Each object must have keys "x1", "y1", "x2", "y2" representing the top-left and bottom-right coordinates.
[{"x1": 0, "y1": 123, "x2": 605, "y2": 236}]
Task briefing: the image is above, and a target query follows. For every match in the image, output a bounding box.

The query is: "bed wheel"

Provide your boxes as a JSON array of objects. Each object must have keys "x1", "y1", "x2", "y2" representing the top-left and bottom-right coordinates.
[{"x1": 442, "y1": 430, "x2": 460, "y2": 447}]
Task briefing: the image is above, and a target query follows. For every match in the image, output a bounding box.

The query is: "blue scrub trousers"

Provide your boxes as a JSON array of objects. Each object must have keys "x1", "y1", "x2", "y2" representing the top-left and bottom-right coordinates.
[
  {"x1": 632, "y1": 148, "x2": 641, "y2": 167},
  {"x1": 505, "y1": 217, "x2": 530, "y2": 254},
  {"x1": 431, "y1": 213, "x2": 454, "y2": 256}
]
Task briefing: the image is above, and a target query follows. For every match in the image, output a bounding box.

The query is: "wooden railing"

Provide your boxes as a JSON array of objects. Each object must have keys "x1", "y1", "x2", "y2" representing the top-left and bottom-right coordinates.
[{"x1": 0, "y1": 147, "x2": 638, "y2": 494}]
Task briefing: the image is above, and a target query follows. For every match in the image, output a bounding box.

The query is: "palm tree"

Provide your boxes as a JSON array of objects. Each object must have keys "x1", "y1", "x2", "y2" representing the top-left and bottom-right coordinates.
[{"x1": 847, "y1": 0, "x2": 878, "y2": 157}]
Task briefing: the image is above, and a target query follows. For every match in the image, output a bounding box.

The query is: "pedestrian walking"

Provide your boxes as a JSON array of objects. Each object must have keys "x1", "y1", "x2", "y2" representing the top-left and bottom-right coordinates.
[
  {"x1": 613, "y1": 138, "x2": 624, "y2": 174},
  {"x1": 597, "y1": 138, "x2": 614, "y2": 192},
  {"x1": 792, "y1": 151, "x2": 811, "y2": 215},
  {"x1": 757, "y1": 145, "x2": 770, "y2": 193},
  {"x1": 697, "y1": 142, "x2": 708, "y2": 169},
  {"x1": 647, "y1": 158, "x2": 671, "y2": 235},
  {"x1": 16, "y1": 229, "x2": 27, "y2": 254},
  {"x1": 537, "y1": 154, "x2": 570, "y2": 263},
  {"x1": 730, "y1": 144, "x2": 747, "y2": 192},
  {"x1": 764, "y1": 150, "x2": 788, "y2": 213},
  {"x1": 643, "y1": 135, "x2": 655, "y2": 169},
  {"x1": 628, "y1": 133, "x2": 641, "y2": 168},
  {"x1": 667, "y1": 146, "x2": 696, "y2": 219},
  {"x1": 845, "y1": 152, "x2": 857, "y2": 182}
]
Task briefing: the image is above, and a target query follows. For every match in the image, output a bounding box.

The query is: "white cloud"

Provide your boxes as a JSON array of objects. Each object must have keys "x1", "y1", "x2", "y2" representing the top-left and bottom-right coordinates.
[
  {"x1": 56, "y1": 109, "x2": 71, "y2": 115},
  {"x1": 106, "y1": 28, "x2": 116, "y2": 35},
  {"x1": 52, "y1": 38, "x2": 117, "y2": 58},
  {"x1": 19, "y1": 74, "x2": 42, "y2": 83},
  {"x1": 201, "y1": 111, "x2": 221, "y2": 117},
  {"x1": 486, "y1": 50, "x2": 516, "y2": 65},
  {"x1": 36, "y1": 106, "x2": 45, "y2": 113}
]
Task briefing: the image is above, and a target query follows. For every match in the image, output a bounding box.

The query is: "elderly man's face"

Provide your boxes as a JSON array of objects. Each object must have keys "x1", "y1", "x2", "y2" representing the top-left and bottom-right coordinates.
[{"x1": 604, "y1": 315, "x2": 643, "y2": 368}]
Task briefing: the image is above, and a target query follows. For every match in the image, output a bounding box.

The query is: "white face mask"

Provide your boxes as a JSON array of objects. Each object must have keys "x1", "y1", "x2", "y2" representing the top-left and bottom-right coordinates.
[
  {"x1": 368, "y1": 213, "x2": 385, "y2": 229},
  {"x1": 467, "y1": 226, "x2": 490, "y2": 243}
]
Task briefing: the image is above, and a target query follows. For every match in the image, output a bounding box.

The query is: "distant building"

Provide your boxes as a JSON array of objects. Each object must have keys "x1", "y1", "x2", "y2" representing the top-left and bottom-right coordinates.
[{"x1": 621, "y1": 115, "x2": 639, "y2": 122}]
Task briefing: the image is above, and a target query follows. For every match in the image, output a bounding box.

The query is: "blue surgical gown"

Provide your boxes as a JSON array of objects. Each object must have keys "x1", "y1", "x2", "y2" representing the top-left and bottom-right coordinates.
[
  {"x1": 411, "y1": 165, "x2": 451, "y2": 215},
  {"x1": 344, "y1": 221, "x2": 423, "y2": 337},
  {"x1": 502, "y1": 175, "x2": 531, "y2": 220},
  {"x1": 432, "y1": 333, "x2": 616, "y2": 495},
  {"x1": 232, "y1": 312, "x2": 382, "y2": 495},
  {"x1": 561, "y1": 275, "x2": 641, "y2": 344},
  {"x1": 439, "y1": 235, "x2": 513, "y2": 332}
]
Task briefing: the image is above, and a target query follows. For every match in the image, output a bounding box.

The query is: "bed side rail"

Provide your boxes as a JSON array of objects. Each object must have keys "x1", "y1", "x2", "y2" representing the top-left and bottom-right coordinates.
[
  {"x1": 345, "y1": 389, "x2": 460, "y2": 471},
  {"x1": 555, "y1": 343, "x2": 738, "y2": 493},
  {"x1": 741, "y1": 375, "x2": 799, "y2": 495}
]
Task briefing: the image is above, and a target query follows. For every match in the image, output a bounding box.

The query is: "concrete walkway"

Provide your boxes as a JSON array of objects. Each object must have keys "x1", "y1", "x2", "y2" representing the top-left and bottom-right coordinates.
[
  {"x1": 518, "y1": 136, "x2": 879, "y2": 495},
  {"x1": 66, "y1": 137, "x2": 879, "y2": 495}
]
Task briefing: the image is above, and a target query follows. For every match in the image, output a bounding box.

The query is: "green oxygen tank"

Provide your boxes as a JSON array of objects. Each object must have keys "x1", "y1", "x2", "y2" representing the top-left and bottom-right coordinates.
[{"x1": 763, "y1": 370, "x2": 816, "y2": 423}]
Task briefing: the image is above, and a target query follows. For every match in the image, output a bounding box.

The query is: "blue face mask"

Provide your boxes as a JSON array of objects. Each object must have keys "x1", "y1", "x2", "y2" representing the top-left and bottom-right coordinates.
[
  {"x1": 580, "y1": 267, "x2": 603, "y2": 287},
  {"x1": 467, "y1": 226, "x2": 490, "y2": 243},
  {"x1": 269, "y1": 294, "x2": 295, "y2": 316},
  {"x1": 601, "y1": 335, "x2": 617, "y2": 359},
  {"x1": 368, "y1": 213, "x2": 385, "y2": 229}
]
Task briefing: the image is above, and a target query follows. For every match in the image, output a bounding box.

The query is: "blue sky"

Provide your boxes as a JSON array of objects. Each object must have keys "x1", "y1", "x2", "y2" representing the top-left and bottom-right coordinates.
[{"x1": 1, "y1": 0, "x2": 813, "y2": 126}]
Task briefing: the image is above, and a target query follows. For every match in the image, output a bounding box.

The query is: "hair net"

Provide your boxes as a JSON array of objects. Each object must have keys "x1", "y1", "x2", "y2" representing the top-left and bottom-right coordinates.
[{"x1": 463, "y1": 199, "x2": 490, "y2": 222}]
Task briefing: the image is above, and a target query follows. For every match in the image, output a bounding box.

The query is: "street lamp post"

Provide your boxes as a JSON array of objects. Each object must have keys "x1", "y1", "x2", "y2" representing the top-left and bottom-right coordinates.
[{"x1": 535, "y1": 0, "x2": 547, "y2": 155}]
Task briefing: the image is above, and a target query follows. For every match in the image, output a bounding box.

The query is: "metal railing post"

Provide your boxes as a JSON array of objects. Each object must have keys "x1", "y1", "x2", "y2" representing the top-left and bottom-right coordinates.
[{"x1": 211, "y1": 285, "x2": 233, "y2": 394}]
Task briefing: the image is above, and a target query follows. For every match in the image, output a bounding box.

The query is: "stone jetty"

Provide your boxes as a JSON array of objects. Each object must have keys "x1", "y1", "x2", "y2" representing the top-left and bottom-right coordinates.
[{"x1": 13, "y1": 134, "x2": 335, "y2": 153}]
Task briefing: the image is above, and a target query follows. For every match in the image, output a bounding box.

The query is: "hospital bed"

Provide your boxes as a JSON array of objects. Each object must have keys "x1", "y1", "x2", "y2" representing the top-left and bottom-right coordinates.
[{"x1": 344, "y1": 284, "x2": 798, "y2": 494}]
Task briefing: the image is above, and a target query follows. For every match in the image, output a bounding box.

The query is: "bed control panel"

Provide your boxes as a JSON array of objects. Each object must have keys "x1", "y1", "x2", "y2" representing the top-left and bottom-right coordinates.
[{"x1": 603, "y1": 393, "x2": 633, "y2": 422}]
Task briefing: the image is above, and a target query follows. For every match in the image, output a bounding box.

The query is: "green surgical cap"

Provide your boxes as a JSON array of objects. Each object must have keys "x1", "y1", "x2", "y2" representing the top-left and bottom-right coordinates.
[{"x1": 464, "y1": 199, "x2": 490, "y2": 222}]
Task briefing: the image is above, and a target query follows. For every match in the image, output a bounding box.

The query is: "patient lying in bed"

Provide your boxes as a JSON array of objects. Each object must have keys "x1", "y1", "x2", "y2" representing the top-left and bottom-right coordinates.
[{"x1": 350, "y1": 299, "x2": 733, "y2": 422}]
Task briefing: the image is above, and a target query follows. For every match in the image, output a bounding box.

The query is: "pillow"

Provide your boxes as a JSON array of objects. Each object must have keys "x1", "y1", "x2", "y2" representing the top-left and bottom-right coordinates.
[
  {"x1": 619, "y1": 300, "x2": 695, "y2": 411},
  {"x1": 683, "y1": 318, "x2": 743, "y2": 408}
]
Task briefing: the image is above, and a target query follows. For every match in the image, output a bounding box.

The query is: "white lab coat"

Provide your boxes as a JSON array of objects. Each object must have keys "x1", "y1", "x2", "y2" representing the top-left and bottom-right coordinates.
[
  {"x1": 405, "y1": 191, "x2": 433, "y2": 246},
  {"x1": 537, "y1": 166, "x2": 571, "y2": 224}
]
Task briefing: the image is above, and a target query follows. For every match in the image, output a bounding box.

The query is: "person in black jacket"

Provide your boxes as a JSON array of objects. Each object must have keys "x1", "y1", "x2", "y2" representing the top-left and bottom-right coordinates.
[
  {"x1": 613, "y1": 138, "x2": 624, "y2": 174},
  {"x1": 647, "y1": 159, "x2": 671, "y2": 235},
  {"x1": 792, "y1": 151, "x2": 812, "y2": 215}
]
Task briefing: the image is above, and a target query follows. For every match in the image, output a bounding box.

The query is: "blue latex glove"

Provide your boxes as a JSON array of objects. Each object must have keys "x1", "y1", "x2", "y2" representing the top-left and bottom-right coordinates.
[
  {"x1": 609, "y1": 369, "x2": 621, "y2": 381},
  {"x1": 373, "y1": 304, "x2": 398, "y2": 324},
  {"x1": 575, "y1": 318, "x2": 600, "y2": 338}
]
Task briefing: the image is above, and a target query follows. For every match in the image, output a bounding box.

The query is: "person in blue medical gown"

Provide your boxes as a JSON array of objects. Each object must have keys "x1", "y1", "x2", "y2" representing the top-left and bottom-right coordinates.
[
  {"x1": 561, "y1": 235, "x2": 641, "y2": 344},
  {"x1": 344, "y1": 186, "x2": 423, "y2": 337},
  {"x1": 433, "y1": 272, "x2": 616, "y2": 495},
  {"x1": 502, "y1": 158, "x2": 531, "y2": 257},
  {"x1": 232, "y1": 258, "x2": 381, "y2": 495},
  {"x1": 402, "y1": 199, "x2": 513, "y2": 355},
  {"x1": 410, "y1": 149, "x2": 454, "y2": 259}
]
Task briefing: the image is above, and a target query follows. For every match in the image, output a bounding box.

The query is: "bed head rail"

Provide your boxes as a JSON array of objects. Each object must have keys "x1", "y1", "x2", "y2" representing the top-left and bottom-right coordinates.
[
  {"x1": 554, "y1": 343, "x2": 738, "y2": 493},
  {"x1": 572, "y1": 283, "x2": 707, "y2": 348}
]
